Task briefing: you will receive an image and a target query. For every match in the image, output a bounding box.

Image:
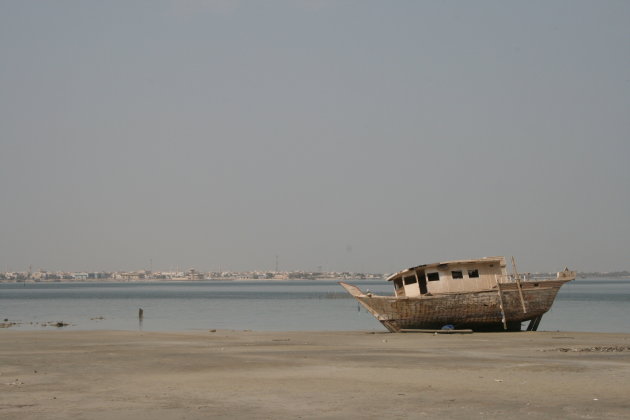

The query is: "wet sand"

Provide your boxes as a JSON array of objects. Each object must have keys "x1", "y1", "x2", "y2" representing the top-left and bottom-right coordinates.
[{"x1": 1, "y1": 330, "x2": 629, "y2": 419}]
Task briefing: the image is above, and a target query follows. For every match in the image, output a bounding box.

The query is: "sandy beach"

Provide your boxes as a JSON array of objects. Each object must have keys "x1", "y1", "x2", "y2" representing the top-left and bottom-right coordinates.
[{"x1": 1, "y1": 329, "x2": 629, "y2": 419}]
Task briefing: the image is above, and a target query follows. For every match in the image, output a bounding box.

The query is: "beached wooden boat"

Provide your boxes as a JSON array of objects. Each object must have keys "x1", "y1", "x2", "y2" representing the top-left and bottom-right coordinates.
[{"x1": 340, "y1": 256, "x2": 575, "y2": 332}]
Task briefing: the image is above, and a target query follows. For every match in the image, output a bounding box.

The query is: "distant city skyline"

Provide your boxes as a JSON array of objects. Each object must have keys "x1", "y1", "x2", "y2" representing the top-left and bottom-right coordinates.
[
  {"x1": 1, "y1": 1, "x2": 629, "y2": 274},
  {"x1": 1, "y1": 260, "x2": 628, "y2": 277}
]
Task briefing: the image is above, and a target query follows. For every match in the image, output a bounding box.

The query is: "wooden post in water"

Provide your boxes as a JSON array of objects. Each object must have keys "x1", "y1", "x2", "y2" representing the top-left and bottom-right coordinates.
[{"x1": 527, "y1": 315, "x2": 543, "y2": 331}]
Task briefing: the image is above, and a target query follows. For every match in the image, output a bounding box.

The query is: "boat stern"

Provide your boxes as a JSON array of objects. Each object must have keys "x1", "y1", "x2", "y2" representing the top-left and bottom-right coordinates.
[{"x1": 556, "y1": 267, "x2": 577, "y2": 282}]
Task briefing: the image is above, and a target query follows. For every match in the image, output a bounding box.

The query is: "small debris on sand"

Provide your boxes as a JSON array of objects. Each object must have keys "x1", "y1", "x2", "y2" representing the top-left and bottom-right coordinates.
[
  {"x1": 5, "y1": 379, "x2": 24, "y2": 387},
  {"x1": 41, "y1": 321, "x2": 71, "y2": 328},
  {"x1": 543, "y1": 345, "x2": 630, "y2": 352}
]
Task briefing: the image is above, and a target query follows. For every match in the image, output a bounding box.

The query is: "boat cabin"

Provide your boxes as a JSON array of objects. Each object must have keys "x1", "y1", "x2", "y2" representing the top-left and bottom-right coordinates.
[{"x1": 387, "y1": 257, "x2": 508, "y2": 297}]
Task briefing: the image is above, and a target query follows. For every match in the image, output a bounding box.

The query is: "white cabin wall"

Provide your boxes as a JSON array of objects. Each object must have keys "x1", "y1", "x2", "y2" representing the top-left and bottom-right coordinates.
[
  {"x1": 444, "y1": 268, "x2": 467, "y2": 293},
  {"x1": 403, "y1": 272, "x2": 421, "y2": 297},
  {"x1": 425, "y1": 269, "x2": 450, "y2": 294},
  {"x1": 476, "y1": 262, "x2": 506, "y2": 289},
  {"x1": 425, "y1": 261, "x2": 506, "y2": 294}
]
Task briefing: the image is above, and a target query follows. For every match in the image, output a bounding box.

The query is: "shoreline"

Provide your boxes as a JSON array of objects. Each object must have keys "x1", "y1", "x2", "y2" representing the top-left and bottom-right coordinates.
[
  {"x1": 0, "y1": 277, "x2": 377, "y2": 284},
  {"x1": 1, "y1": 330, "x2": 629, "y2": 419}
]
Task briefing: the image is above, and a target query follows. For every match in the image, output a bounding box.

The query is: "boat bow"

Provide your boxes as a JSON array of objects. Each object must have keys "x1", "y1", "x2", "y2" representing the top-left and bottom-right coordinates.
[{"x1": 339, "y1": 281, "x2": 365, "y2": 297}]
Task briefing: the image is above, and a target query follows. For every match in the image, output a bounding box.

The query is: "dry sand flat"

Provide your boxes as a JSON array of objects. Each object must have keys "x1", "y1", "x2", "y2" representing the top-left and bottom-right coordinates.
[{"x1": 1, "y1": 330, "x2": 629, "y2": 419}]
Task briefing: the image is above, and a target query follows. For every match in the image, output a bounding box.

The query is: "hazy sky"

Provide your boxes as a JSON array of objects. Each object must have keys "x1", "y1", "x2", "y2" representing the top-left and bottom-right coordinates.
[{"x1": 1, "y1": 1, "x2": 628, "y2": 274}]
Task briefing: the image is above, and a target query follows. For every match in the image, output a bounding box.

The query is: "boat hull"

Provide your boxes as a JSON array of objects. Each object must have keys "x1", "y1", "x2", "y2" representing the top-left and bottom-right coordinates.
[{"x1": 340, "y1": 280, "x2": 570, "y2": 332}]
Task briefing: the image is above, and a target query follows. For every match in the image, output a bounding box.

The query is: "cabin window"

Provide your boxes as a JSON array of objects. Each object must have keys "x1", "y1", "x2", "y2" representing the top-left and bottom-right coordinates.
[
  {"x1": 468, "y1": 269, "x2": 479, "y2": 278},
  {"x1": 452, "y1": 270, "x2": 463, "y2": 279},
  {"x1": 427, "y1": 272, "x2": 440, "y2": 281},
  {"x1": 403, "y1": 276, "x2": 416, "y2": 285}
]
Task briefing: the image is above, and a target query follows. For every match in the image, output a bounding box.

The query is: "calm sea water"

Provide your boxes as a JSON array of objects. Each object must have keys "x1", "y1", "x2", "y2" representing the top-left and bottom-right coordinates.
[{"x1": 1, "y1": 278, "x2": 628, "y2": 333}]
